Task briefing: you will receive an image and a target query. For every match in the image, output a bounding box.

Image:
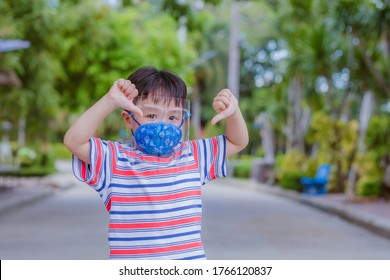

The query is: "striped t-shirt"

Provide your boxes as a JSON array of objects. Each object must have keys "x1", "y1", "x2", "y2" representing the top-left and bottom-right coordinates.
[{"x1": 72, "y1": 135, "x2": 227, "y2": 260}]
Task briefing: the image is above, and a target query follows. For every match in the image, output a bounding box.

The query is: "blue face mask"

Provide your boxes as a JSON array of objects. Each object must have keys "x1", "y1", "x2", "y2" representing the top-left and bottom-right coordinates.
[
  {"x1": 127, "y1": 111, "x2": 185, "y2": 156},
  {"x1": 134, "y1": 122, "x2": 183, "y2": 156}
]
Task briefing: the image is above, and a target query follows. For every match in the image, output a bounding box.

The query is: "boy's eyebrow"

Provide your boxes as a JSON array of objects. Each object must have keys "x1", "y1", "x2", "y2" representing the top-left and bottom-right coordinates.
[{"x1": 138, "y1": 104, "x2": 186, "y2": 111}]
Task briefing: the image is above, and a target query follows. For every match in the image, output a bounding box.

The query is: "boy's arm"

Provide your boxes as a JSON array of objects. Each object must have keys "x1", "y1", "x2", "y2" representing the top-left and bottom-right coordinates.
[
  {"x1": 211, "y1": 89, "x2": 249, "y2": 157},
  {"x1": 63, "y1": 79, "x2": 142, "y2": 164}
]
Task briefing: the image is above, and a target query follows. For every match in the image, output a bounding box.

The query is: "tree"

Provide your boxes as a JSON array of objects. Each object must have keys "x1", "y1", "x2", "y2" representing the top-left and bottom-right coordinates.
[
  {"x1": 331, "y1": 0, "x2": 390, "y2": 196},
  {"x1": 332, "y1": 0, "x2": 390, "y2": 98},
  {"x1": 1, "y1": 0, "x2": 65, "y2": 143},
  {"x1": 0, "y1": 0, "x2": 198, "y2": 143}
]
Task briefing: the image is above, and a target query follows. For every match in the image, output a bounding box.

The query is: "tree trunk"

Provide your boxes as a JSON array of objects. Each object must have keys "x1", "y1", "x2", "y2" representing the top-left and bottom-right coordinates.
[
  {"x1": 331, "y1": 122, "x2": 346, "y2": 193},
  {"x1": 383, "y1": 163, "x2": 390, "y2": 189},
  {"x1": 294, "y1": 75, "x2": 304, "y2": 152},
  {"x1": 286, "y1": 74, "x2": 304, "y2": 153},
  {"x1": 381, "y1": 156, "x2": 390, "y2": 199},
  {"x1": 228, "y1": 0, "x2": 240, "y2": 98},
  {"x1": 324, "y1": 75, "x2": 338, "y2": 119},
  {"x1": 339, "y1": 34, "x2": 355, "y2": 121},
  {"x1": 286, "y1": 80, "x2": 294, "y2": 152},
  {"x1": 345, "y1": 91, "x2": 374, "y2": 198},
  {"x1": 381, "y1": 22, "x2": 390, "y2": 81},
  {"x1": 256, "y1": 113, "x2": 275, "y2": 163}
]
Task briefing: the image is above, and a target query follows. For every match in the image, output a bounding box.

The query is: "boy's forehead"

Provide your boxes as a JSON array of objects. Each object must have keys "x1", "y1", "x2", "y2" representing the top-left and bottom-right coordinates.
[{"x1": 139, "y1": 96, "x2": 182, "y2": 108}]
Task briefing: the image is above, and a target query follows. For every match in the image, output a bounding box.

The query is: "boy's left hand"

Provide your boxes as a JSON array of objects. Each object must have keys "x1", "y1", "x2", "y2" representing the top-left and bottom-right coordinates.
[{"x1": 211, "y1": 89, "x2": 238, "y2": 125}]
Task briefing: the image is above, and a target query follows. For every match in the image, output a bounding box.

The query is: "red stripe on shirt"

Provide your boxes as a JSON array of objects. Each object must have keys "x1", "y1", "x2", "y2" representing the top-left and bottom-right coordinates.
[
  {"x1": 112, "y1": 142, "x2": 197, "y2": 177},
  {"x1": 121, "y1": 147, "x2": 187, "y2": 163},
  {"x1": 190, "y1": 140, "x2": 199, "y2": 169},
  {"x1": 110, "y1": 241, "x2": 203, "y2": 255},
  {"x1": 113, "y1": 163, "x2": 198, "y2": 177},
  {"x1": 81, "y1": 162, "x2": 87, "y2": 180},
  {"x1": 106, "y1": 198, "x2": 112, "y2": 212},
  {"x1": 111, "y1": 190, "x2": 201, "y2": 203},
  {"x1": 209, "y1": 137, "x2": 218, "y2": 180},
  {"x1": 109, "y1": 216, "x2": 201, "y2": 229},
  {"x1": 90, "y1": 139, "x2": 103, "y2": 186}
]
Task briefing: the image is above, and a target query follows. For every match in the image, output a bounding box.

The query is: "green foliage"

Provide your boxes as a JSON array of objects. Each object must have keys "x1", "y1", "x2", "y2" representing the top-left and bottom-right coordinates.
[
  {"x1": 232, "y1": 155, "x2": 253, "y2": 178},
  {"x1": 355, "y1": 153, "x2": 384, "y2": 197},
  {"x1": 277, "y1": 149, "x2": 307, "y2": 171},
  {"x1": 2, "y1": 0, "x2": 390, "y2": 192},
  {"x1": 278, "y1": 170, "x2": 307, "y2": 191},
  {"x1": 356, "y1": 176, "x2": 382, "y2": 197},
  {"x1": 241, "y1": 85, "x2": 288, "y2": 155},
  {"x1": 364, "y1": 115, "x2": 390, "y2": 160},
  {"x1": 203, "y1": 121, "x2": 225, "y2": 139},
  {"x1": 1, "y1": 0, "x2": 197, "y2": 144},
  {"x1": 159, "y1": 0, "x2": 223, "y2": 27},
  {"x1": 306, "y1": 111, "x2": 358, "y2": 192},
  {"x1": 13, "y1": 143, "x2": 57, "y2": 176},
  {"x1": 51, "y1": 143, "x2": 72, "y2": 160},
  {"x1": 255, "y1": 146, "x2": 265, "y2": 158},
  {"x1": 275, "y1": 149, "x2": 309, "y2": 191},
  {"x1": 16, "y1": 147, "x2": 36, "y2": 167},
  {"x1": 353, "y1": 115, "x2": 390, "y2": 197},
  {"x1": 308, "y1": 112, "x2": 358, "y2": 162}
]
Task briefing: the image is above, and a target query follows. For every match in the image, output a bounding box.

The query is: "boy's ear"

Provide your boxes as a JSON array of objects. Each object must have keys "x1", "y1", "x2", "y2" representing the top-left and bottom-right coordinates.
[{"x1": 121, "y1": 110, "x2": 135, "y2": 130}]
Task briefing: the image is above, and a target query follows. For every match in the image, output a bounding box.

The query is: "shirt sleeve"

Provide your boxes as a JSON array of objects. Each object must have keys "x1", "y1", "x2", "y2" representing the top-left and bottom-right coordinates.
[
  {"x1": 71, "y1": 137, "x2": 116, "y2": 193},
  {"x1": 190, "y1": 134, "x2": 227, "y2": 185}
]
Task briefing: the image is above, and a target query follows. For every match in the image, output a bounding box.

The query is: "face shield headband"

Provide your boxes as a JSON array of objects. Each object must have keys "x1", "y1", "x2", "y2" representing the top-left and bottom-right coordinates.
[{"x1": 125, "y1": 99, "x2": 190, "y2": 157}]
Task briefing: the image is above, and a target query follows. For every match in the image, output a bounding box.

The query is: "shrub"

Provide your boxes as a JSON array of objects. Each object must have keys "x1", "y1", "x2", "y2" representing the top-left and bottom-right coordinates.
[
  {"x1": 233, "y1": 157, "x2": 253, "y2": 178},
  {"x1": 306, "y1": 112, "x2": 358, "y2": 193},
  {"x1": 356, "y1": 176, "x2": 382, "y2": 197},
  {"x1": 18, "y1": 165, "x2": 57, "y2": 177},
  {"x1": 359, "y1": 114, "x2": 390, "y2": 198},
  {"x1": 275, "y1": 150, "x2": 309, "y2": 191},
  {"x1": 13, "y1": 143, "x2": 57, "y2": 177},
  {"x1": 355, "y1": 153, "x2": 384, "y2": 197},
  {"x1": 52, "y1": 142, "x2": 72, "y2": 160},
  {"x1": 278, "y1": 170, "x2": 307, "y2": 191},
  {"x1": 16, "y1": 147, "x2": 37, "y2": 167}
]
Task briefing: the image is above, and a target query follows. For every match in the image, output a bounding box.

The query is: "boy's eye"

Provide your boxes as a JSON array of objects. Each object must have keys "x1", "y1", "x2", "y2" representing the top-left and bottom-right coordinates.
[
  {"x1": 169, "y1": 115, "x2": 179, "y2": 121},
  {"x1": 146, "y1": 114, "x2": 158, "y2": 120}
]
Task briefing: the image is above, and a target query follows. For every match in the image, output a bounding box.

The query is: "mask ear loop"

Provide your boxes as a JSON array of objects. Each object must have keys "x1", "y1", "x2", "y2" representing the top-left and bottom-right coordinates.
[
  {"x1": 125, "y1": 110, "x2": 142, "y2": 126},
  {"x1": 179, "y1": 110, "x2": 191, "y2": 128},
  {"x1": 125, "y1": 110, "x2": 142, "y2": 138}
]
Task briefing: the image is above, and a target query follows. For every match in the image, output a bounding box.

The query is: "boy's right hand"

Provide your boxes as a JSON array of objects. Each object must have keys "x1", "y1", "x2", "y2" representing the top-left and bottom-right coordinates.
[{"x1": 106, "y1": 78, "x2": 143, "y2": 116}]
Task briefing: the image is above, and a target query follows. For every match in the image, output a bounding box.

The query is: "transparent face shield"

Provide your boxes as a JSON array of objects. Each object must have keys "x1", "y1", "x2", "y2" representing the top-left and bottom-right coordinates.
[{"x1": 126, "y1": 97, "x2": 191, "y2": 157}]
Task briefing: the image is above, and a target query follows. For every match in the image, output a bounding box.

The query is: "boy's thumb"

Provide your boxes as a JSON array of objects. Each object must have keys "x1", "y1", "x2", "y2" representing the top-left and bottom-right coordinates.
[
  {"x1": 124, "y1": 103, "x2": 143, "y2": 117},
  {"x1": 211, "y1": 113, "x2": 224, "y2": 125}
]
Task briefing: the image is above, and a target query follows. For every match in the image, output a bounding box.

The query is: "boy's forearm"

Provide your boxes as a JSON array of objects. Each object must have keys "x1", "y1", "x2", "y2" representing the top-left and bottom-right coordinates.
[
  {"x1": 225, "y1": 108, "x2": 249, "y2": 157},
  {"x1": 63, "y1": 94, "x2": 117, "y2": 163}
]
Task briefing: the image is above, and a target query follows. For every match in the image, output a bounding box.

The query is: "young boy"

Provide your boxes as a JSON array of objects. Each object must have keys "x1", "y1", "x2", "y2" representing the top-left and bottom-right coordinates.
[{"x1": 64, "y1": 66, "x2": 248, "y2": 259}]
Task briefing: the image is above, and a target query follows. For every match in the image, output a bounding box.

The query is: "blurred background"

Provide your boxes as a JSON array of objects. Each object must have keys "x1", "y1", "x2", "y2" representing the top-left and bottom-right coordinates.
[{"x1": 1, "y1": 0, "x2": 390, "y2": 206}]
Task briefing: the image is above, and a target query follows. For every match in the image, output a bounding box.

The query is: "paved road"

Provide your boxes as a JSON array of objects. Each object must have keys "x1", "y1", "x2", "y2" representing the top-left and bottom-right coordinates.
[
  {"x1": 1, "y1": 178, "x2": 390, "y2": 260},
  {"x1": 203, "y1": 181, "x2": 390, "y2": 259},
  {"x1": 0, "y1": 180, "x2": 109, "y2": 260}
]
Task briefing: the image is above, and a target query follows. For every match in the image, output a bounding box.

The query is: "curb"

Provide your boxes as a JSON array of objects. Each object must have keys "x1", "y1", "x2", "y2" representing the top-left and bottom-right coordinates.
[
  {"x1": 0, "y1": 187, "x2": 54, "y2": 215},
  {"x1": 41, "y1": 173, "x2": 76, "y2": 190},
  {"x1": 298, "y1": 196, "x2": 390, "y2": 240},
  {"x1": 222, "y1": 178, "x2": 390, "y2": 241},
  {"x1": 0, "y1": 172, "x2": 75, "y2": 215}
]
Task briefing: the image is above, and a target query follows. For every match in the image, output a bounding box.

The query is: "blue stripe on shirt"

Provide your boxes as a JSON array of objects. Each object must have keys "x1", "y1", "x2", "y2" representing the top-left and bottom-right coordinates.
[
  {"x1": 110, "y1": 204, "x2": 202, "y2": 215},
  {"x1": 108, "y1": 230, "x2": 201, "y2": 242}
]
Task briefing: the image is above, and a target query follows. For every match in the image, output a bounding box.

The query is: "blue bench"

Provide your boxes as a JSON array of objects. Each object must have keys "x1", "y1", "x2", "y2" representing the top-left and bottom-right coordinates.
[{"x1": 300, "y1": 164, "x2": 331, "y2": 195}]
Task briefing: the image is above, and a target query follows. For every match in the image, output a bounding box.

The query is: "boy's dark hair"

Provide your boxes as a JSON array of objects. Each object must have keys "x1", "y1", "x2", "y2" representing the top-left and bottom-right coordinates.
[{"x1": 127, "y1": 66, "x2": 187, "y2": 106}]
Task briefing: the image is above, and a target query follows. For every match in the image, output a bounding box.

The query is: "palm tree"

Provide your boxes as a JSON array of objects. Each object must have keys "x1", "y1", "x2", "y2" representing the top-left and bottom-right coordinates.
[{"x1": 331, "y1": 0, "x2": 390, "y2": 196}]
